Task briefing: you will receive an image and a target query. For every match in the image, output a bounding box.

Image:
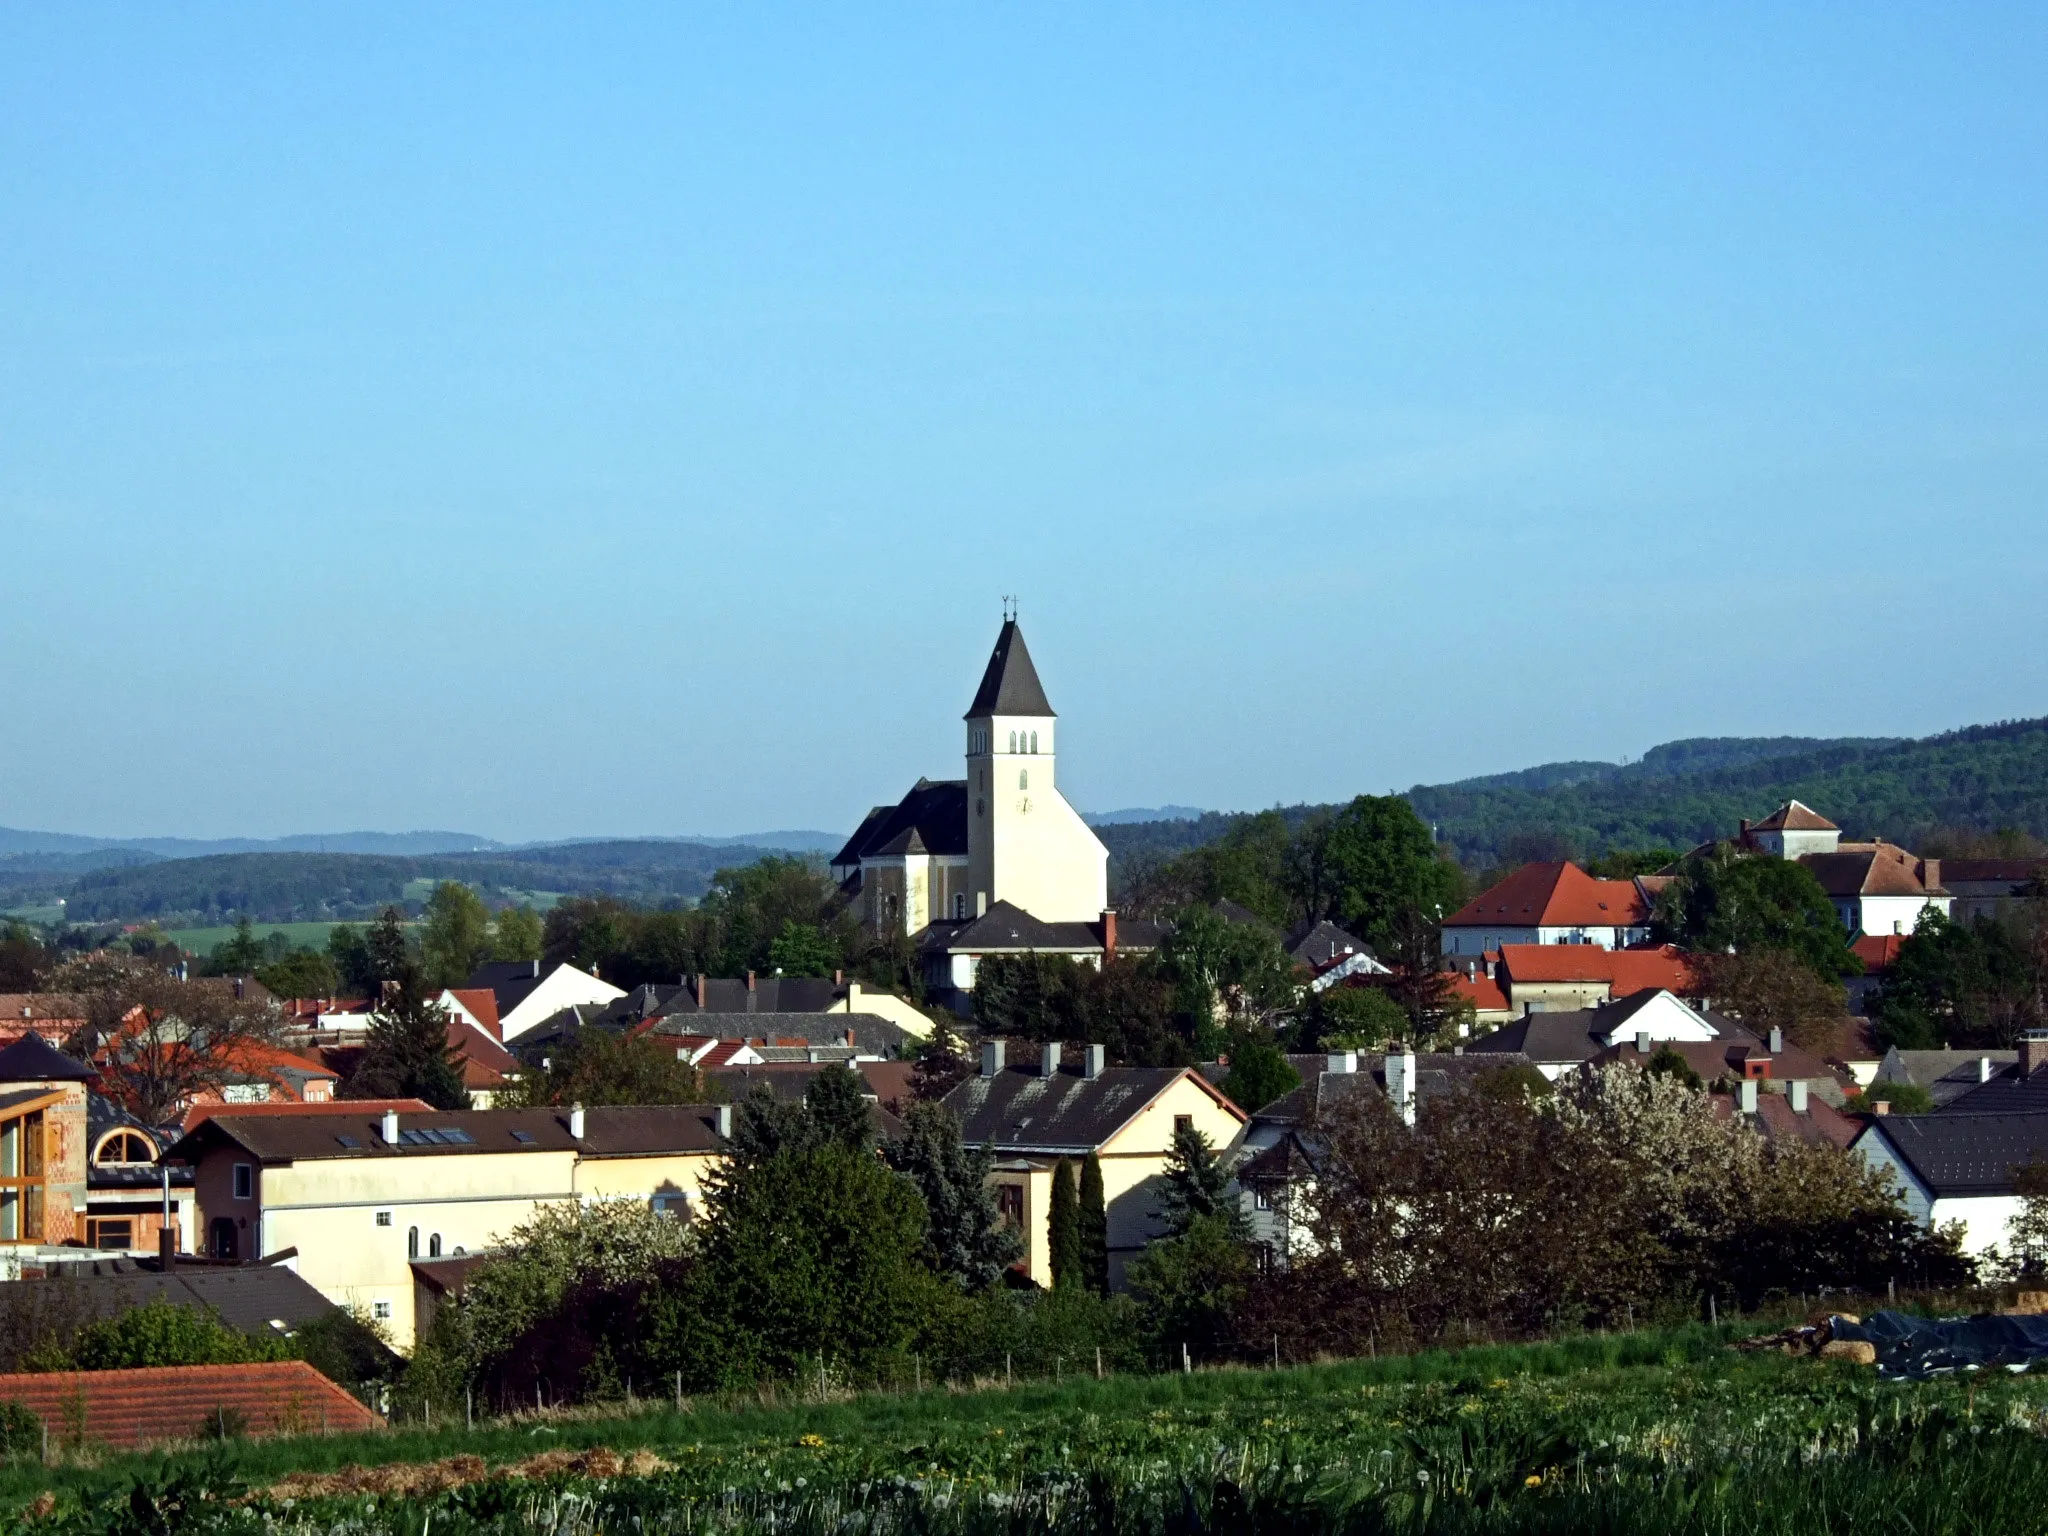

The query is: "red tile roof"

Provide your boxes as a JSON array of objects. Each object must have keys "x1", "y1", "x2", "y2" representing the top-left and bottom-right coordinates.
[
  {"x1": 1497, "y1": 943, "x2": 1697, "y2": 994},
  {"x1": 1852, "y1": 934, "x2": 1909, "y2": 973},
  {"x1": 1447, "y1": 973, "x2": 1510, "y2": 1012},
  {"x1": 1443, "y1": 862, "x2": 1650, "y2": 930},
  {"x1": 0, "y1": 1361, "x2": 379, "y2": 1447},
  {"x1": 1751, "y1": 800, "x2": 1839, "y2": 832},
  {"x1": 444, "y1": 988, "x2": 502, "y2": 1040}
]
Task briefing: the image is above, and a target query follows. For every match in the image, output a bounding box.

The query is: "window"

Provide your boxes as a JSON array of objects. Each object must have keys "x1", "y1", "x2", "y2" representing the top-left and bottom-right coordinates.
[
  {"x1": 232, "y1": 1164, "x2": 253, "y2": 1201},
  {"x1": 0, "y1": 1106, "x2": 48, "y2": 1242},
  {"x1": 407, "y1": 1226, "x2": 420, "y2": 1259},
  {"x1": 96, "y1": 1132, "x2": 154, "y2": 1166},
  {"x1": 1252, "y1": 1188, "x2": 1273, "y2": 1212},
  {"x1": 953, "y1": 893, "x2": 966, "y2": 920},
  {"x1": 86, "y1": 1218, "x2": 135, "y2": 1250},
  {"x1": 375, "y1": 1210, "x2": 393, "y2": 1227},
  {"x1": 995, "y1": 1183, "x2": 1025, "y2": 1228},
  {"x1": 1174, "y1": 1115, "x2": 1194, "y2": 1137},
  {"x1": 1019, "y1": 769, "x2": 1029, "y2": 791},
  {"x1": 428, "y1": 1233, "x2": 443, "y2": 1257},
  {"x1": 372, "y1": 1301, "x2": 392, "y2": 1321},
  {"x1": 1030, "y1": 731, "x2": 1038, "y2": 753},
  {"x1": 222, "y1": 1083, "x2": 271, "y2": 1104}
]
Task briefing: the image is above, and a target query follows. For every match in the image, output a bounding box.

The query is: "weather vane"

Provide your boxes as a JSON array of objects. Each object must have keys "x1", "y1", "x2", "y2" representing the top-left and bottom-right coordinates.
[{"x1": 1002, "y1": 594, "x2": 1017, "y2": 622}]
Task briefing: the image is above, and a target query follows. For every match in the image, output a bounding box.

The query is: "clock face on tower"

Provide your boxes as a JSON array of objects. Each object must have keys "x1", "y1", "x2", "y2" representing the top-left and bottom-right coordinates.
[{"x1": 1017, "y1": 797, "x2": 1031, "y2": 814}]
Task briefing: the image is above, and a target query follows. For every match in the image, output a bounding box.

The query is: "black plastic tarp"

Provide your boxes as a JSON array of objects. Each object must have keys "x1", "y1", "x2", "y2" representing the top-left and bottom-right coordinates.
[{"x1": 1830, "y1": 1309, "x2": 2048, "y2": 1380}]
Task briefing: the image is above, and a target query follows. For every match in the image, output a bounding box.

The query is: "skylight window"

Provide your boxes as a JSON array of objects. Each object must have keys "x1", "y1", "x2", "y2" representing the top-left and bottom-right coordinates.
[
  {"x1": 510, "y1": 1129, "x2": 536, "y2": 1144},
  {"x1": 335, "y1": 1135, "x2": 361, "y2": 1149}
]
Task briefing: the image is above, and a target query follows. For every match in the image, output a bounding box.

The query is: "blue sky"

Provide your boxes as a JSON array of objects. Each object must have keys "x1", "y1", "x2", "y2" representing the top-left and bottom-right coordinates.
[{"x1": 3, "y1": 5, "x2": 2044, "y2": 841}]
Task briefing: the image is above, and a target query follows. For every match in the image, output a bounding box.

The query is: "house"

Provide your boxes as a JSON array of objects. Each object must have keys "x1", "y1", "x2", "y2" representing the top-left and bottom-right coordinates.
[
  {"x1": 1942, "y1": 859, "x2": 2048, "y2": 925},
  {"x1": 1284, "y1": 919, "x2": 1388, "y2": 990},
  {"x1": 437, "y1": 988, "x2": 503, "y2": 1041},
  {"x1": 1466, "y1": 989, "x2": 1723, "y2": 1079},
  {"x1": 939, "y1": 1041, "x2": 1245, "y2": 1289},
  {"x1": 1702, "y1": 1079, "x2": 1860, "y2": 1147},
  {"x1": 0, "y1": 993, "x2": 91, "y2": 1049},
  {"x1": 609, "y1": 972, "x2": 936, "y2": 1041},
  {"x1": 0, "y1": 1032, "x2": 94, "y2": 1247},
  {"x1": 0, "y1": 1361, "x2": 378, "y2": 1445},
  {"x1": 1585, "y1": 1025, "x2": 1852, "y2": 1106},
  {"x1": 1847, "y1": 934, "x2": 1908, "y2": 1015},
  {"x1": 1690, "y1": 802, "x2": 1953, "y2": 939},
  {"x1": 1854, "y1": 1109, "x2": 2048, "y2": 1260},
  {"x1": 9, "y1": 1252, "x2": 362, "y2": 1349},
  {"x1": 1444, "y1": 968, "x2": 1515, "y2": 1026},
  {"x1": 1869, "y1": 1047, "x2": 2023, "y2": 1108},
  {"x1": 310, "y1": 1015, "x2": 520, "y2": 1109},
  {"x1": 1488, "y1": 943, "x2": 1696, "y2": 1014},
  {"x1": 1233, "y1": 1049, "x2": 1533, "y2": 1267},
  {"x1": 165, "y1": 1102, "x2": 731, "y2": 1348},
  {"x1": 1439, "y1": 862, "x2": 1653, "y2": 955},
  {"x1": 82, "y1": 1094, "x2": 194, "y2": 1256},
  {"x1": 465, "y1": 960, "x2": 625, "y2": 1044},
  {"x1": 914, "y1": 902, "x2": 1165, "y2": 1011}
]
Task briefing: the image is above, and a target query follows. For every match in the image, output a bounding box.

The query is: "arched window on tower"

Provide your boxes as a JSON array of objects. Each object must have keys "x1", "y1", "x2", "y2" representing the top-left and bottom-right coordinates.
[
  {"x1": 1020, "y1": 769, "x2": 1029, "y2": 791},
  {"x1": 1008, "y1": 731, "x2": 1017, "y2": 753},
  {"x1": 1030, "y1": 730, "x2": 1039, "y2": 753}
]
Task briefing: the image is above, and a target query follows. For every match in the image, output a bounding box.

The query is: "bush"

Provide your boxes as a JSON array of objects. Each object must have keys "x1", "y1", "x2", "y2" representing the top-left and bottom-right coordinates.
[
  {"x1": 70, "y1": 1300, "x2": 285, "y2": 1371},
  {"x1": 0, "y1": 1400, "x2": 37, "y2": 1457}
]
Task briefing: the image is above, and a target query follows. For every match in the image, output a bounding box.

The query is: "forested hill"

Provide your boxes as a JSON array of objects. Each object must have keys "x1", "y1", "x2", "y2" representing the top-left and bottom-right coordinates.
[
  {"x1": 1097, "y1": 718, "x2": 2048, "y2": 875},
  {"x1": 26, "y1": 840, "x2": 814, "y2": 926}
]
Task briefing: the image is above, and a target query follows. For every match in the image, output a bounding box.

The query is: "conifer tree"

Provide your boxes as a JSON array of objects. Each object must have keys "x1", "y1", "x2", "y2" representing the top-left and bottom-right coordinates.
[
  {"x1": 1078, "y1": 1151, "x2": 1109, "y2": 1296},
  {"x1": 345, "y1": 906, "x2": 467, "y2": 1111},
  {"x1": 1049, "y1": 1156, "x2": 1082, "y2": 1290}
]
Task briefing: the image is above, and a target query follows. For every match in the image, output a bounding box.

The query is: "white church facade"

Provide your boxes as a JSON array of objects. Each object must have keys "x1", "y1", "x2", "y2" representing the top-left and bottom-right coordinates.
[{"x1": 831, "y1": 618, "x2": 1152, "y2": 1010}]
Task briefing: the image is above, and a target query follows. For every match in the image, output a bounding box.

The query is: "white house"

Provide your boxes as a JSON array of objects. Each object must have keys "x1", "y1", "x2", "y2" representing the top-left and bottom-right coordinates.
[
  {"x1": 1853, "y1": 1109, "x2": 2048, "y2": 1262},
  {"x1": 1730, "y1": 802, "x2": 1953, "y2": 938},
  {"x1": 466, "y1": 960, "x2": 626, "y2": 1044},
  {"x1": 1465, "y1": 988, "x2": 1722, "y2": 1080}
]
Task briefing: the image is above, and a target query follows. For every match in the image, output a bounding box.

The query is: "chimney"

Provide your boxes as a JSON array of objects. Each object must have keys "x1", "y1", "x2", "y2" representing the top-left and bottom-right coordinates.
[
  {"x1": 746, "y1": 970, "x2": 755, "y2": 992},
  {"x1": 1873, "y1": 1099, "x2": 1890, "y2": 1116},
  {"x1": 1981, "y1": 1057, "x2": 1994, "y2": 1083},
  {"x1": 1789, "y1": 1079, "x2": 1809, "y2": 1114},
  {"x1": 1083, "y1": 1044, "x2": 1105, "y2": 1080},
  {"x1": 158, "y1": 1225, "x2": 177, "y2": 1273},
  {"x1": 1635, "y1": 1030, "x2": 1651, "y2": 1055},
  {"x1": 846, "y1": 981, "x2": 861, "y2": 1008},
  {"x1": 981, "y1": 1040, "x2": 1006, "y2": 1078},
  {"x1": 2022, "y1": 1030, "x2": 2048, "y2": 1079},
  {"x1": 380, "y1": 1108, "x2": 399, "y2": 1144},
  {"x1": 568, "y1": 1103, "x2": 586, "y2": 1139},
  {"x1": 1739, "y1": 818, "x2": 1751, "y2": 836},
  {"x1": 714, "y1": 1104, "x2": 733, "y2": 1138},
  {"x1": 1768, "y1": 1027, "x2": 1783, "y2": 1055},
  {"x1": 530, "y1": 959, "x2": 540, "y2": 978},
  {"x1": 1041, "y1": 1041, "x2": 1061, "y2": 1078},
  {"x1": 1922, "y1": 857, "x2": 1942, "y2": 892},
  {"x1": 976, "y1": 891, "x2": 988, "y2": 917},
  {"x1": 1101, "y1": 909, "x2": 1118, "y2": 962},
  {"x1": 1739, "y1": 1079, "x2": 1758, "y2": 1114},
  {"x1": 1386, "y1": 1050, "x2": 1418, "y2": 1127},
  {"x1": 1326, "y1": 1050, "x2": 1357, "y2": 1075}
]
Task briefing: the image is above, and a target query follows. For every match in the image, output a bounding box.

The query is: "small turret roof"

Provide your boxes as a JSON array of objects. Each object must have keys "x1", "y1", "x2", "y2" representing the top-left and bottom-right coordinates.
[
  {"x1": 1752, "y1": 800, "x2": 1838, "y2": 832},
  {"x1": 965, "y1": 620, "x2": 1055, "y2": 719}
]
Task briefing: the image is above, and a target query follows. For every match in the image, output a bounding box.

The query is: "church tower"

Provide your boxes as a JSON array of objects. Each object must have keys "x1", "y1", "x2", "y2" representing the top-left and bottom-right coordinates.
[{"x1": 964, "y1": 614, "x2": 1109, "y2": 923}]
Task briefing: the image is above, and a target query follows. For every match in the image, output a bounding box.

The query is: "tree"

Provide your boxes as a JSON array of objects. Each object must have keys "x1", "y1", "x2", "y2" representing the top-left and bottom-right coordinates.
[
  {"x1": 1306, "y1": 984, "x2": 1411, "y2": 1049},
  {"x1": 657, "y1": 1141, "x2": 930, "y2": 1388},
  {"x1": 2006, "y1": 1160, "x2": 2048, "y2": 1281},
  {"x1": 1844, "y1": 1081, "x2": 1936, "y2": 1115},
  {"x1": 491, "y1": 905, "x2": 544, "y2": 963},
  {"x1": 254, "y1": 948, "x2": 339, "y2": 1000},
  {"x1": 1290, "y1": 796, "x2": 1464, "y2": 952},
  {"x1": 1155, "y1": 1123, "x2": 1237, "y2": 1237},
  {"x1": 0, "y1": 922, "x2": 48, "y2": 991},
  {"x1": 1126, "y1": 1214, "x2": 1254, "y2": 1366},
  {"x1": 509, "y1": 1030, "x2": 706, "y2": 1107},
  {"x1": 70, "y1": 1300, "x2": 285, "y2": 1370},
  {"x1": 909, "y1": 1014, "x2": 971, "y2": 1101},
  {"x1": 47, "y1": 954, "x2": 285, "y2": 1124},
  {"x1": 206, "y1": 918, "x2": 265, "y2": 976},
  {"x1": 422, "y1": 882, "x2": 493, "y2": 989},
  {"x1": 1049, "y1": 1158, "x2": 1082, "y2": 1291},
  {"x1": 1152, "y1": 906, "x2": 1296, "y2": 1038},
  {"x1": 1693, "y1": 948, "x2": 1850, "y2": 1053},
  {"x1": 1644, "y1": 1045, "x2": 1702, "y2": 1090},
  {"x1": 1078, "y1": 1152, "x2": 1109, "y2": 1296},
  {"x1": 766, "y1": 920, "x2": 841, "y2": 978},
  {"x1": 805, "y1": 1064, "x2": 874, "y2": 1153},
  {"x1": 887, "y1": 1101, "x2": 1021, "y2": 1290},
  {"x1": 344, "y1": 914, "x2": 467, "y2": 1110},
  {"x1": 1219, "y1": 1027, "x2": 1301, "y2": 1114},
  {"x1": 326, "y1": 924, "x2": 377, "y2": 997},
  {"x1": 1875, "y1": 909, "x2": 2040, "y2": 1050},
  {"x1": 972, "y1": 953, "x2": 1188, "y2": 1067},
  {"x1": 1587, "y1": 848, "x2": 1684, "y2": 879},
  {"x1": 1660, "y1": 848, "x2": 1862, "y2": 978},
  {"x1": 1384, "y1": 905, "x2": 1467, "y2": 1040}
]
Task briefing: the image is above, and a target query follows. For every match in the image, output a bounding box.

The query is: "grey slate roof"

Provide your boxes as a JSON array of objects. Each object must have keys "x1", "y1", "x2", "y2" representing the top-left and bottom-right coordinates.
[
  {"x1": 1934, "y1": 1067, "x2": 2048, "y2": 1115},
  {"x1": 917, "y1": 901, "x2": 1103, "y2": 954},
  {"x1": 1284, "y1": 919, "x2": 1374, "y2": 969},
  {"x1": 15, "y1": 1261, "x2": 347, "y2": 1340},
  {"x1": 942, "y1": 1063, "x2": 1207, "y2": 1153},
  {"x1": 0, "y1": 1032, "x2": 97, "y2": 1083},
  {"x1": 1879, "y1": 1048, "x2": 2023, "y2": 1107},
  {"x1": 1251, "y1": 1052, "x2": 1536, "y2": 1126},
  {"x1": 465, "y1": 959, "x2": 566, "y2": 1018},
  {"x1": 1862, "y1": 1112, "x2": 2048, "y2": 1198},
  {"x1": 831, "y1": 779, "x2": 970, "y2": 867},
  {"x1": 645, "y1": 1011, "x2": 913, "y2": 1058},
  {"x1": 965, "y1": 620, "x2": 1055, "y2": 719},
  {"x1": 167, "y1": 1104, "x2": 728, "y2": 1165},
  {"x1": 1466, "y1": 991, "x2": 1720, "y2": 1065}
]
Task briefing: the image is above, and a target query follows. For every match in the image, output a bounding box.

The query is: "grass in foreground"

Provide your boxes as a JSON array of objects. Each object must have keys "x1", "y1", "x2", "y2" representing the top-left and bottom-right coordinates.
[{"x1": 11, "y1": 1323, "x2": 2048, "y2": 1533}]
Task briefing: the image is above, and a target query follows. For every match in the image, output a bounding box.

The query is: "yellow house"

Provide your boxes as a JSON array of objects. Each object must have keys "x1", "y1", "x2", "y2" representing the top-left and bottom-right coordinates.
[
  {"x1": 166, "y1": 1103, "x2": 728, "y2": 1351},
  {"x1": 942, "y1": 1041, "x2": 1247, "y2": 1289}
]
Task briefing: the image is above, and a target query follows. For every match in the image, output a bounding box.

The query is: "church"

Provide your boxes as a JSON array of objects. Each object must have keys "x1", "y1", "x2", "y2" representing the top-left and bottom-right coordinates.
[{"x1": 831, "y1": 617, "x2": 1153, "y2": 1010}]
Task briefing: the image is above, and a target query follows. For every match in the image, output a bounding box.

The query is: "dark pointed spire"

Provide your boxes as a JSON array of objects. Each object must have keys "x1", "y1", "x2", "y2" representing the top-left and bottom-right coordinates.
[{"x1": 965, "y1": 619, "x2": 1055, "y2": 719}]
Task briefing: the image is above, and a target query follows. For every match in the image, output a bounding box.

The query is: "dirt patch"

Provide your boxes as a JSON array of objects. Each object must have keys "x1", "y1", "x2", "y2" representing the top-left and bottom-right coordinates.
[{"x1": 263, "y1": 1446, "x2": 670, "y2": 1501}]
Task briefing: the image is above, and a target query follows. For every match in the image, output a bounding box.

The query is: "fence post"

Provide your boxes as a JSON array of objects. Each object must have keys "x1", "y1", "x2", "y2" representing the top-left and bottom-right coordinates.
[
  {"x1": 466, "y1": 1389, "x2": 473, "y2": 1431},
  {"x1": 1181, "y1": 1343, "x2": 1190, "y2": 1375},
  {"x1": 1005, "y1": 1353, "x2": 1012, "y2": 1390},
  {"x1": 1095, "y1": 1346, "x2": 1102, "y2": 1380},
  {"x1": 914, "y1": 1355, "x2": 921, "y2": 1393},
  {"x1": 1888, "y1": 1277, "x2": 1897, "y2": 1305},
  {"x1": 675, "y1": 1372, "x2": 683, "y2": 1413},
  {"x1": 1708, "y1": 1294, "x2": 1718, "y2": 1326},
  {"x1": 1273, "y1": 1335, "x2": 1279, "y2": 1370}
]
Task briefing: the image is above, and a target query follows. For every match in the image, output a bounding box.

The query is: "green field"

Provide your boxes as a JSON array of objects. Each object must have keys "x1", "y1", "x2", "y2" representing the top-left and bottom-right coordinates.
[
  {"x1": 0, "y1": 904, "x2": 66, "y2": 926},
  {"x1": 163, "y1": 921, "x2": 412, "y2": 957},
  {"x1": 10, "y1": 1324, "x2": 2048, "y2": 1533}
]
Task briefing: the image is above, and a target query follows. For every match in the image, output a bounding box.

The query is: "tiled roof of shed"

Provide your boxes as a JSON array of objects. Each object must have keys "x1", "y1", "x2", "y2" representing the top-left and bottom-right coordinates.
[{"x1": 0, "y1": 1361, "x2": 378, "y2": 1447}]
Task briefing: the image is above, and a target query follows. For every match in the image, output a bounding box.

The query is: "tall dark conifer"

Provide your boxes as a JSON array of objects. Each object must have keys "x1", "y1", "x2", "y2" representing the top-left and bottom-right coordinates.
[
  {"x1": 1048, "y1": 1156, "x2": 1082, "y2": 1291},
  {"x1": 1078, "y1": 1151, "x2": 1109, "y2": 1296}
]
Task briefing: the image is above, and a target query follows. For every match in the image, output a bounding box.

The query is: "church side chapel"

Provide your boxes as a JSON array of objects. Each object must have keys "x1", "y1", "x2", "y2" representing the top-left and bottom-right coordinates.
[{"x1": 830, "y1": 614, "x2": 1139, "y2": 1011}]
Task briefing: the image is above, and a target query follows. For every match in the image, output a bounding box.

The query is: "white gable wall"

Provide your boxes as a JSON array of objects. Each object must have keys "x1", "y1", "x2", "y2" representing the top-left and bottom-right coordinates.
[
  {"x1": 1594, "y1": 991, "x2": 1718, "y2": 1046},
  {"x1": 501, "y1": 965, "x2": 626, "y2": 1043}
]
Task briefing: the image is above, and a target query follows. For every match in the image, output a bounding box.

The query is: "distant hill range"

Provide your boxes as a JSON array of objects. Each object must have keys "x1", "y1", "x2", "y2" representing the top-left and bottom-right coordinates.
[
  {"x1": 1096, "y1": 718, "x2": 2048, "y2": 877},
  {"x1": 7, "y1": 719, "x2": 2044, "y2": 929}
]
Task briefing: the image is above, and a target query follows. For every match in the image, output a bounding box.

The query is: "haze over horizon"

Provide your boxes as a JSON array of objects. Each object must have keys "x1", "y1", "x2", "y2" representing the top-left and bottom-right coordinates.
[{"x1": 5, "y1": 7, "x2": 2045, "y2": 842}]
